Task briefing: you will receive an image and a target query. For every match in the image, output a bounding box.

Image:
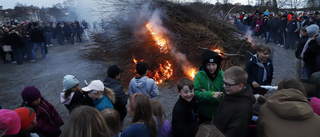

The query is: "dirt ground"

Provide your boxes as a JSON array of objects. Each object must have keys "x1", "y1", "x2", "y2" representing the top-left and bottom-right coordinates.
[{"x1": 0, "y1": 36, "x2": 296, "y2": 130}]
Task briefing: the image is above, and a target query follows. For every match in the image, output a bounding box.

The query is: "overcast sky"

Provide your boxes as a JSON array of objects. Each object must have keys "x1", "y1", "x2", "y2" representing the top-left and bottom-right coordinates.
[{"x1": 0, "y1": 0, "x2": 250, "y2": 9}]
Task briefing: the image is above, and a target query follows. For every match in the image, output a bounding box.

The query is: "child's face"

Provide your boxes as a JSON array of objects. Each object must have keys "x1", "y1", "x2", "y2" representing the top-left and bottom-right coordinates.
[
  {"x1": 257, "y1": 50, "x2": 270, "y2": 63},
  {"x1": 178, "y1": 86, "x2": 194, "y2": 102},
  {"x1": 88, "y1": 91, "x2": 100, "y2": 100},
  {"x1": 223, "y1": 77, "x2": 242, "y2": 95},
  {"x1": 206, "y1": 63, "x2": 217, "y2": 74},
  {"x1": 32, "y1": 98, "x2": 41, "y2": 106}
]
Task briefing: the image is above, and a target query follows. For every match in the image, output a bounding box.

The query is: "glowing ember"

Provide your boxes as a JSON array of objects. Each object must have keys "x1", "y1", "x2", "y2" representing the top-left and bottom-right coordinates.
[
  {"x1": 148, "y1": 61, "x2": 173, "y2": 84},
  {"x1": 146, "y1": 23, "x2": 168, "y2": 53}
]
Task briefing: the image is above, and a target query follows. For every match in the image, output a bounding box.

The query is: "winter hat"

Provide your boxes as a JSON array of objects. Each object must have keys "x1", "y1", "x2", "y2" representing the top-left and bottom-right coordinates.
[
  {"x1": 0, "y1": 109, "x2": 21, "y2": 135},
  {"x1": 63, "y1": 75, "x2": 79, "y2": 91},
  {"x1": 14, "y1": 107, "x2": 36, "y2": 130},
  {"x1": 21, "y1": 86, "x2": 42, "y2": 104},
  {"x1": 82, "y1": 80, "x2": 104, "y2": 92},
  {"x1": 107, "y1": 65, "x2": 124, "y2": 78},
  {"x1": 201, "y1": 49, "x2": 222, "y2": 67}
]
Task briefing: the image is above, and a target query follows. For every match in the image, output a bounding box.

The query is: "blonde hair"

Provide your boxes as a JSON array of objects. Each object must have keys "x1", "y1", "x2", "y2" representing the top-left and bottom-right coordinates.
[
  {"x1": 195, "y1": 123, "x2": 225, "y2": 137},
  {"x1": 223, "y1": 66, "x2": 248, "y2": 85},
  {"x1": 150, "y1": 99, "x2": 166, "y2": 126},
  {"x1": 103, "y1": 87, "x2": 116, "y2": 104},
  {"x1": 62, "y1": 106, "x2": 112, "y2": 137}
]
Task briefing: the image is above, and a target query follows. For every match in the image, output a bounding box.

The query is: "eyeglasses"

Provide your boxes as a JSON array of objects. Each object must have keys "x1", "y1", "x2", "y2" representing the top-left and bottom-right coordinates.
[{"x1": 222, "y1": 80, "x2": 239, "y2": 88}]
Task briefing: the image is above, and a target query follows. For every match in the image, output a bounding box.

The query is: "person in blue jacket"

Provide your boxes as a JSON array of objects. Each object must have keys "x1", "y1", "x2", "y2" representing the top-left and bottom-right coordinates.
[
  {"x1": 244, "y1": 44, "x2": 273, "y2": 95},
  {"x1": 82, "y1": 80, "x2": 115, "y2": 112}
]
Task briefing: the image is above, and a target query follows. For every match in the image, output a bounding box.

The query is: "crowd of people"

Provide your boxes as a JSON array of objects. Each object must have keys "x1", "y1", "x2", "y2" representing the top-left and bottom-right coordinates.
[
  {"x1": 232, "y1": 8, "x2": 320, "y2": 50},
  {"x1": 0, "y1": 20, "x2": 90, "y2": 64},
  {"x1": 1, "y1": 8, "x2": 320, "y2": 137}
]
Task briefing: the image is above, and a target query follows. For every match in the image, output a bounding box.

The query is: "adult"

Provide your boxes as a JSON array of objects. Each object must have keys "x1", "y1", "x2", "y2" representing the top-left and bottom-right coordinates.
[{"x1": 30, "y1": 22, "x2": 46, "y2": 62}]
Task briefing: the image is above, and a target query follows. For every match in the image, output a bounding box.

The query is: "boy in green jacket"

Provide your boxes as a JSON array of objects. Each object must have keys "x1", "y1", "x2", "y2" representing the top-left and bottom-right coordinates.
[{"x1": 194, "y1": 49, "x2": 225, "y2": 124}]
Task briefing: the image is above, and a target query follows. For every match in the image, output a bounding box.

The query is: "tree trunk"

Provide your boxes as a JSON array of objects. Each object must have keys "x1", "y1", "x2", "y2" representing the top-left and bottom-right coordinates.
[{"x1": 273, "y1": 0, "x2": 278, "y2": 13}]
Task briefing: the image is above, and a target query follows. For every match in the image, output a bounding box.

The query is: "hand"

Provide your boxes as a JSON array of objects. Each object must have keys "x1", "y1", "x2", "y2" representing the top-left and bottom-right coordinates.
[
  {"x1": 252, "y1": 81, "x2": 260, "y2": 88},
  {"x1": 213, "y1": 92, "x2": 223, "y2": 99}
]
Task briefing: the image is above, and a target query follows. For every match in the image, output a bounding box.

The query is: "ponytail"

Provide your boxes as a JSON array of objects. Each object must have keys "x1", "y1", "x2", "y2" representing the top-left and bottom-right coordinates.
[{"x1": 103, "y1": 87, "x2": 116, "y2": 104}]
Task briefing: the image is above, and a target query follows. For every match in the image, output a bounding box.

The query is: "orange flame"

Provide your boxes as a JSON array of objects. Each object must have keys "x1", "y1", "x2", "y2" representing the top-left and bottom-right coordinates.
[
  {"x1": 146, "y1": 23, "x2": 168, "y2": 53},
  {"x1": 185, "y1": 67, "x2": 197, "y2": 80}
]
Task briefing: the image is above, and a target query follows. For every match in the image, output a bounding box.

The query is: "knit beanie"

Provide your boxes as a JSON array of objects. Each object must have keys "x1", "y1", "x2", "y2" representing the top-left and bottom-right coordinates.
[
  {"x1": 21, "y1": 86, "x2": 42, "y2": 104},
  {"x1": 201, "y1": 49, "x2": 222, "y2": 67},
  {"x1": 0, "y1": 109, "x2": 21, "y2": 135},
  {"x1": 63, "y1": 75, "x2": 79, "y2": 91},
  {"x1": 14, "y1": 107, "x2": 36, "y2": 130}
]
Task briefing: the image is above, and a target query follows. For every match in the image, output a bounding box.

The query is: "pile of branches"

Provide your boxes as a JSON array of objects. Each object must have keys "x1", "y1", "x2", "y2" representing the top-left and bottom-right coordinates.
[{"x1": 88, "y1": 1, "x2": 254, "y2": 86}]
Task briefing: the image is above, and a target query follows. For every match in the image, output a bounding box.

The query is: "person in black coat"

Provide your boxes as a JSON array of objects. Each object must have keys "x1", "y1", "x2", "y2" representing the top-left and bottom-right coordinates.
[
  {"x1": 63, "y1": 22, "x2": 72, "y2": 43},
  {"x1": 213, "y1": 66, "x2": 255, "y2": 137},
  {"x1": 278, "y1": 15, "x2": 288, "y2": 47},
  {"x1": 8, "y1": 29, "x2": 24, "y2": 65},
  {"x1": 303, "y1": 35, "x2": 320, "y2": 76},
  {"x1": 103, "y1": 65, "x2": 128, "y2": 122},
  {"x1": 172, "y1": 78, "x2": 198, "y2": 137},
  {"x1": 30, "y1": 22, "x2": 46, "y2": 61},
  {"x1": 285, "y1": 16, "x2": 300, "y2": 49},
  {"x1": 295, "y1": 27, "x2": 309, "y2": 79},
  {"x1": 266, "y1": 14, "x2": 281, "y2": 44}
]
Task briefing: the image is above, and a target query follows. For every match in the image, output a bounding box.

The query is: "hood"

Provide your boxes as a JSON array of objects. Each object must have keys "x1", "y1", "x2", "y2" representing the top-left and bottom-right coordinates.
[
  {"x1": 250, "y1": 54, "x2": 272, "y2": 68},
  {"x1": 132, "y1": 76, "x2": 148, "y2": 88},
  {"x1": 103, "y1": 76, "x2": 120, "y2": 88},
  {"x1": 60, "y1": 92, "x2": 75, "y2": 105},
  {"x1": 225, "y1": 85, "x2": 255, "y2": 104},
  {"x1": 266, "y1": 89, "x2": 314, "y2": 120},
  {"x1": 306, "y1": 24, "x2": 319, "y2": 38}
]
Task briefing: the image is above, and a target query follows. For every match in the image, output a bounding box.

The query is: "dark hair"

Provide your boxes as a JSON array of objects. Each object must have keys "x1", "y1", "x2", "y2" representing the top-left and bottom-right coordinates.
[
  {"x1": 278, "y1": 78, "x2": 307, "y2": 97},
  {"x1": 136, "y1": 61, "x2": 148, "y2": 76},
  {"x1": 256, "y1": 44, "x2": 271, "y2": 54},
  {"x1": 64, "y1": 84, "x2": 79, "y2": 99},
  {"x1": 177, "y1": 78, "x2": 194, "y2": 92},
  {"x1": 300, "y1": 27, "x2": 307, "y2": 33},
  {"x1": 128, "y1": 93, "x2": 158, "y2": 137}
]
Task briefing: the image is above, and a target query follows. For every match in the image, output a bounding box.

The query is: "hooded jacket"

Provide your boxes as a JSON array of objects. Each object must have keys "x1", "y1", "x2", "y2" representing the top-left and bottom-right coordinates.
[
  {"x1": 103, "y1": 76, "x2": 128, "y2": 121},
  {"x1": 258, "y1": 89, "x2": 320, "y2": 137},
  {"x1": 128, "y1": 76, "x2": 159, "y2": 98},
  {"x1": 213, "y1": 85, "x2": 255, "y2": 137},
  {"x1": 302, "y1": 24, "x2": 320, "y2": 58},
  {"x1": 244, "y1": 54, "x2": 273, "y2": 94},
  {"x1": 60, "y1": 91, "x2": 93, "y2": 113},
  {"x1": 194, "y1": 66, "x2": 224, "y2": 119}
]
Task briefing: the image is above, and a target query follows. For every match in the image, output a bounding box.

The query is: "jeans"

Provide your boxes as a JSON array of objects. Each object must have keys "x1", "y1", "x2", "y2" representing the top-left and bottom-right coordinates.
[
  {"x1": 13, "y1": 48, "x2": 23, "y2": 64},
  {"x1": 45, "y1": 32, "x2": 52, "y2": 45},
  {"x1": 301, "y1": 63, "x2": 311, "y2": 79},
  {"x1": 32, "y1": 42, "x2": 46, "y2": 60}
]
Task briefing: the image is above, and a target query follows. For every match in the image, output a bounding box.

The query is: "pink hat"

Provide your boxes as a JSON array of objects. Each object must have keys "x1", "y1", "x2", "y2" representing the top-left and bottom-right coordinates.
[{"x1": 0, "y1": 109, "x2": 21, "y2": 135}]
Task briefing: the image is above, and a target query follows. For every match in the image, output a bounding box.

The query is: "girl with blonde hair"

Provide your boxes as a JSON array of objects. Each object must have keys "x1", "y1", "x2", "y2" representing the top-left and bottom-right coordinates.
[{"x1": 82, "y1": 80, "x2": 115, "y2": 111}]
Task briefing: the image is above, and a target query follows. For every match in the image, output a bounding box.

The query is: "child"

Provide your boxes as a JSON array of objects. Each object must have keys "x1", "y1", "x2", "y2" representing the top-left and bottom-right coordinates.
[
  {"x1": 194, "y1": 49, "x2": 224, "y2": 123},
  {"x1": 213, "y1": 66, "x2": 255, "y2": 137},
  {"x1": 172, "y1": 78, "x2": 198, "y2": 137},
  {"x1": 122, "y1": 93, "x2": 162, "y2": 137},
  {"x1": 128, "y1": 61, "x2": 159, "y2": 98},
  {"x1": 244, "y1": 44, "x2": 273, "y2": 95},
  {"x1": 82, "y1": 80, "x2": 115, "y2": 112},
  {"x1": 150, "y1": 99, "x2": 173, "y2": 137},
  {"x1": 21, "y1": 86, "x2": 64, "y2": 137},
  {"x1": 101, "y1": 108, "x2": 121, "y2": 137},
  {"x1": 62, "y1": 106, "x2": 112, "y2": 137},
  {"x1": 303, "y1": 34, "x2": 320, "y2": 78},
  {"x1": 0, "y1": 109, "x2": 21, "y2": 136},
  {"x1": 14, "y1": 107, "x2": 38, "y2": 137},
  {"x1": 60, "y1": 75, "x2": 93, "y2": 113}
]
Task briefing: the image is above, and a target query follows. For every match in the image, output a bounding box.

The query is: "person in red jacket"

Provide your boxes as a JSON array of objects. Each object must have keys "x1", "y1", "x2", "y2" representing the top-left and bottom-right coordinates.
[{"x1": 21, "y1": 86, "x2": 64, "y2": 137}]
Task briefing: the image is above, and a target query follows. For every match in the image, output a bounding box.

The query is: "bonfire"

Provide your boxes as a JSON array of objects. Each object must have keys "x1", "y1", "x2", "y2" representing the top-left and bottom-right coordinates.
[{"x1": 88, "y1": 1, "x2": 254, "y2": 86}]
